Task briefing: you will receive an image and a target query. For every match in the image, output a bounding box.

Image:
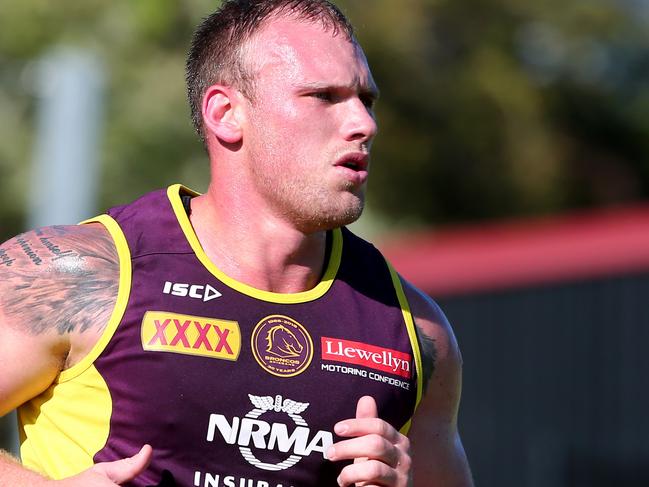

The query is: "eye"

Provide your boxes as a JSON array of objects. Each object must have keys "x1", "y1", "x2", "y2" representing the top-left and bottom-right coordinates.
[
  {"x1": 311, "y1": 91, "x2": 334, "y2": 103},
  {"x1": 359, "y1": 94, "x2": 376, "y2": 110}
]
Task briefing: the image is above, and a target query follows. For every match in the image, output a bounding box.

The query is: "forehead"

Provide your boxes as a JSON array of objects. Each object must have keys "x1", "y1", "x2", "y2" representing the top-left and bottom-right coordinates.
[{"x1": 245, "y1": 16, "x2": 376, "y2": 90}]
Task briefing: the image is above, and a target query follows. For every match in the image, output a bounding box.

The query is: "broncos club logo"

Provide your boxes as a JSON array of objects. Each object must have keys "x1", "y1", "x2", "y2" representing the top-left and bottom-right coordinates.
[
  {"x1": 251, "y1": 315, "x2": 313, "y2": 377},
  {"x1": 265, "y1": 324, "x2": 304, "y2": 358}
]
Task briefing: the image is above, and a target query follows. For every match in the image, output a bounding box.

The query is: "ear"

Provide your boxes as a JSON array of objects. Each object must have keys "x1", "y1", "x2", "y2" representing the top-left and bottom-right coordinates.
[{"x1": 202, "y1": 85, "x2": 243, "y2": 144}]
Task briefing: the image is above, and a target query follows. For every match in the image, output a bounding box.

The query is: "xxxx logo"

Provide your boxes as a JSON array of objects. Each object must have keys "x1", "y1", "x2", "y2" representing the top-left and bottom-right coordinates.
[{"x1": 141, "y1": 311, "x2": 241, "y2": 360}]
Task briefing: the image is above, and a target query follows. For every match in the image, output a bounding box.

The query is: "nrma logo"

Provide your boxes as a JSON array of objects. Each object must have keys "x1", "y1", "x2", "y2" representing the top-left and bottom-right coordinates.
[
  {"x1": 206, "y1": 394, "x2": 332, "y2": 471},
  {"x1": 163, "y1": 281, "x2": 222, "y2": 302}
]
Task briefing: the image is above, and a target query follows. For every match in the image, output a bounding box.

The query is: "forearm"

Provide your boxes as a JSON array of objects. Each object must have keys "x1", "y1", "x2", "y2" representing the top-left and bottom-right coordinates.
[
  {"x1": 0, "y1": 450, "x2": 50, "y2": 487},
  {"x1": 0, "y1": 444, "x2": 152, "y2": 487}
]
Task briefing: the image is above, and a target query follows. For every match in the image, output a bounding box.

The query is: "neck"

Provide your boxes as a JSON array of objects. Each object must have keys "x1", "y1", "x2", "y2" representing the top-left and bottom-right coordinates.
[{"x1": 189, "y1": 184, "x2": 329, "y2": 294}]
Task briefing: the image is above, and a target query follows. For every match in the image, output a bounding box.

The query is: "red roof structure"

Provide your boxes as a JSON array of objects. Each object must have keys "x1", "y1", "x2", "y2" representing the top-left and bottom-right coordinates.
[{"x1": 379, "y1": 204, "x2": 649, "y2": 297}]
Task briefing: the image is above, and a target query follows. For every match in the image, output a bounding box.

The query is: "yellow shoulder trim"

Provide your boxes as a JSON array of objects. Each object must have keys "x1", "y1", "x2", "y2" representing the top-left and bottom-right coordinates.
[
  {"x1": 386, "y1": 262, "x2": 424, "y2": 435},
  {"x1": 57, "y1": 214, "x2": 132, "y2": 382},
  {"x1": 167, "y1": 184, "x2": 342, "y2": 304},
  {"x1": 399, "y1": 419, "x2": 413, "y2": 436}
]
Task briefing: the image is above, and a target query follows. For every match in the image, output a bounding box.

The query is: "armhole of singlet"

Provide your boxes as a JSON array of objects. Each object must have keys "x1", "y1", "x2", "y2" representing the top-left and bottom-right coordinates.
[
  {"x1": 385, "y1": 261, "x2": 424, "y2": 436},
  {"x1": 56, "y1": 214, "x2": 132, "y2": 383}
]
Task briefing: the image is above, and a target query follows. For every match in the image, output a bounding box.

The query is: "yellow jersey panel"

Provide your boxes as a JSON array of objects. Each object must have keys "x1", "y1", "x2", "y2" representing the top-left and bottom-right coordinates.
[{"x1": 18, "y1": 364, "x2": 112, "y2": 479}]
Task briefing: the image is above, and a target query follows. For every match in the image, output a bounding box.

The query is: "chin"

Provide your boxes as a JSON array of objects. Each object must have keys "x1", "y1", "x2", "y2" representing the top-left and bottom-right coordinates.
[
  {"x1": 335, "y1": 192, "x2": 366, "y2": 225},
  {"x1": 302, "y1": 199, "x2": 365, "y2": 233},
  {"x1": 338, "y1": 203, "x2": 364, "y2": 227}
]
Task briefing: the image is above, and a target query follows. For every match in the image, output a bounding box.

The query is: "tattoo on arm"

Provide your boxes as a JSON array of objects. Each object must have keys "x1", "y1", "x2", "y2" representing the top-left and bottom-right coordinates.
[
  {"x1": 0, "y1": 225, "x2": 119, "y2": 336},
  {"x1": 0, "y1": 248, "x2": 15, "y2": 267},
  {"x1": 415, "y1": 323, "x2": 438, "y2": 393}
]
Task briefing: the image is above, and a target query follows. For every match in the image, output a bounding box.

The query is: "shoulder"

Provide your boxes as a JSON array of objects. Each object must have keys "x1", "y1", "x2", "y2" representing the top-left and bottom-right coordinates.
[
  {"x1": 400, "y1": 277, "x2": 462, "y2": 395},
  {"x1": 0, "y1": 224, "x2": 120, "y2": 412},
  {"x1": 0, "y1": 223, "x2": 119, "y2": 342}
]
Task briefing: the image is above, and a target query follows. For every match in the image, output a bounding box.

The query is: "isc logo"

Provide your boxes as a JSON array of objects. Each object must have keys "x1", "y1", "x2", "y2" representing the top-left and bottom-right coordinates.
[{"x1": 163, "y1": 281, "x2": 222, "y2": 302}]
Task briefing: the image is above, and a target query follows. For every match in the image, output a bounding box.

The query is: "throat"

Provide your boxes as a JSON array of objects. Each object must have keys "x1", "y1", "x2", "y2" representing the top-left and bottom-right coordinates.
[{"x1": 187, "y1": 192, "x2": 334, "y2": 294}]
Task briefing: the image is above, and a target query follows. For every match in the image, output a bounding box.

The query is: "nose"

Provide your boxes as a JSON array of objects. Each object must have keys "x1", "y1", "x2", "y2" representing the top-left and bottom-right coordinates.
[{"x1": 341, "y1": 98, "x2": 378, "y2": 145}]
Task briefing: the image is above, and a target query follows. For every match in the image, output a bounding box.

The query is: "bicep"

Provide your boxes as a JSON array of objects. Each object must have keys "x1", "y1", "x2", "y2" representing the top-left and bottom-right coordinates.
[
  {"x1": 0, "y1": 309, "x2": 65, "y2": 416},
  {"x1": 409, "y1": 379, "x2": 472, "y2": 487}
]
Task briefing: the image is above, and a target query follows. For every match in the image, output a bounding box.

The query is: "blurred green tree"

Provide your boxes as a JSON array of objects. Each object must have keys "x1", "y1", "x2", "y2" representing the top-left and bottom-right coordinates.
[
  {"x1": 1, "y1": 0, "x2": 648, "y2": 242},
  {"x1": 344, "y1": 0, "x2": 649, "y2": 227}
]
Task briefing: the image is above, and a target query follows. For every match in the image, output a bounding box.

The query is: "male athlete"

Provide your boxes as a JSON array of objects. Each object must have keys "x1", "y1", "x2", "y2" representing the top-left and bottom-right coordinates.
[{"x1": 0, "y1": 1, "x2": 473, "y2": 486}]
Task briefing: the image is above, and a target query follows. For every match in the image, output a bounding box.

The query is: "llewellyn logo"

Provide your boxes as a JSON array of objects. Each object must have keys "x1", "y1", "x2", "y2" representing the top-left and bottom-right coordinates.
[
  {"x1": 141, "y1": 311, "x2": 240, "y2": 360},
  {"x1": 321, "y1": 337, "x2": 412, "y2": 378},
  {"x1": 162, "y1": 281, "x2": 222, "y2": 302},
  {"x1": 251, "y1": 315, "x2": 313, "y2": 377},
  {"x1": 206, "y1": 394, "x2": 333, "y2": 471}
]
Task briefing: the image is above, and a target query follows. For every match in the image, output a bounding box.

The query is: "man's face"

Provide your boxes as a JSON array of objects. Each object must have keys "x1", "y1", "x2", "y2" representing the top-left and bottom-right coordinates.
[{"x1": 240, "y1": 17, "x2": 379, "y2": 233}]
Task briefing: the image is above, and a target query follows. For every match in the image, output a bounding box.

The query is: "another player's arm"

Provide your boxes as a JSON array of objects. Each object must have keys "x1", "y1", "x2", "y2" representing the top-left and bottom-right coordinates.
[
  {"x1": 0, "y1": 224, "x2": 152, "y2": 486},
  {"x1": 404, "y1": 279, "x2": 474, "y2": 487}
]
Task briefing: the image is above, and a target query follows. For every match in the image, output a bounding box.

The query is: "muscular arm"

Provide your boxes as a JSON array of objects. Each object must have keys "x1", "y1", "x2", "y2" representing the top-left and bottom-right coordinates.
[
  {"x1": 404, "y1": 279, "x2": 474, "y2": 487},
  {"x1": 0, "y1": 223, "x2": 119, "y2": 416},
  {"x1": 328, "y1": 277, "x2": 473, "y2": 487},
  {"x1": 0, "y1": 224, "x2": 158, "y2": 486}
]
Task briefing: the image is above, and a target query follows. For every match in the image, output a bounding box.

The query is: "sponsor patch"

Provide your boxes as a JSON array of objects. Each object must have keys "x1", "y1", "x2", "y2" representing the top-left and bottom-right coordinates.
[
  {"x1": 205, "y1": 394, "x2": 332, "y2": 472},
  {"x1": 141, "y1": 311, "x2": 241, "y2": 360},
  {"x1": 251, "y1": 315, "x2": 313, "y2": 377},
  {"x1": 321, "y1": 337, "x2": 412, "y2": 378}
]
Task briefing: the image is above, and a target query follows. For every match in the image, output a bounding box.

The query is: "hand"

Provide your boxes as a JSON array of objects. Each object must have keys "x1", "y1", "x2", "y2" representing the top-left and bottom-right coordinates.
[
  {"x1": 54, "y1": 445, "x2": 153, "y2": 486},
  {"x1": 327, "y1": 396, "x2": 412, "y2": 487}
]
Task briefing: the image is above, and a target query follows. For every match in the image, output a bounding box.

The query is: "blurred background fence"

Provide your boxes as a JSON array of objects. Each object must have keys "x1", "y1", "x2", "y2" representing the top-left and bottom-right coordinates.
[{"x1": 381, "y1": 205, "x2": 649, "y2": 486}]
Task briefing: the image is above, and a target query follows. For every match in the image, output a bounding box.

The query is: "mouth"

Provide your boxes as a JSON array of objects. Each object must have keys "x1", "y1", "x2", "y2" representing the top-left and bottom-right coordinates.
[
  {"x1": 334, "y1": 153, "x2": 369, "y2": 172},
  {"x1": 333, "y1": 152, "x2": 370, "y2": 187}
]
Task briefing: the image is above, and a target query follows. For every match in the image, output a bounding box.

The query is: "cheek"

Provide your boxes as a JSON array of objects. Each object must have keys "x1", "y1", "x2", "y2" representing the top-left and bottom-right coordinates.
[
  {"x1": 251, "y1": 98, "x2": 336, "y2": 153},
  {"x1": 255, "y1": 105, "x2": 303, "y2": 143},
  {"x1": 256, "y1": 92, "x2": 299, "y2": 120}
]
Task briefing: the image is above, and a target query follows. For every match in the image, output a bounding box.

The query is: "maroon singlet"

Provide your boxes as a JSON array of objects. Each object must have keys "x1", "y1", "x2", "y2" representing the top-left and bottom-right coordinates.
[{"x1": 92, "y1": 185, "x2": 420, "y2": 487}]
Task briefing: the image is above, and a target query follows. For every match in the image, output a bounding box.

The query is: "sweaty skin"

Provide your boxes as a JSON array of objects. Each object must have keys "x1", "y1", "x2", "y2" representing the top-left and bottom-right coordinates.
[{"x1": 0, "y1": 14, "x2": 473, "y2": 487}]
